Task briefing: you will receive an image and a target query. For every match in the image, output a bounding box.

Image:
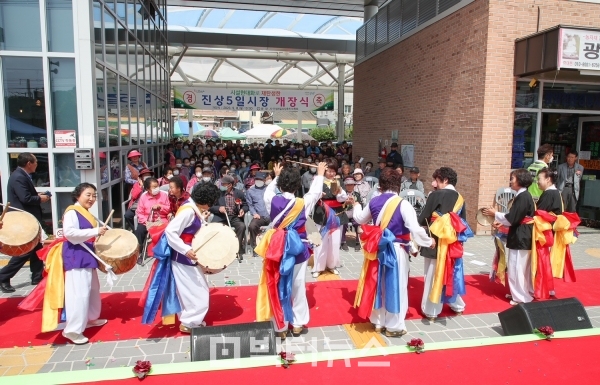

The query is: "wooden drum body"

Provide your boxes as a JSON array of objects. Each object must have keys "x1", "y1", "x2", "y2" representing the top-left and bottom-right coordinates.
[
  {"x1": 0, "y1": 211, "x2": 41, "y2": 257},
  {"x1": 192, "y1": 223, "x2": 238, "y2": 274},
  {"x1": 95, "y1": 229, "x2": 139, "y2": 274}
]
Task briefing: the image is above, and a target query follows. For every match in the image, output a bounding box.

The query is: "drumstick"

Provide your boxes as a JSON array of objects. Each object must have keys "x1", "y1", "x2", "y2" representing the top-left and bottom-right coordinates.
[
  {"x1": 288, "y1": 160, "x2": 314, "y2": 168},
  {"x1": 103, "y1": 210, "x2": 115, "y2": 227},
  {"x1": 192, "y1": 232, "x2": 219, "y2": 254},
  {"x1": 0, "y1": 202, "x2": 10, "y2": 222},
  {"x1": 425, "y1": 218, "x2": 432, "y2": 237}
]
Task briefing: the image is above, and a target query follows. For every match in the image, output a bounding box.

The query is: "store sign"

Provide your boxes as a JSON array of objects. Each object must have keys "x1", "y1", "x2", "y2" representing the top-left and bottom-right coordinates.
[
  {"x1": 55, "y1": 130, "x2": 76, "y2": 148},
  {"x1": 173, "y1": 87, "x2": 334, "y2": 112},
  {"x1": 558, "y1": 28, "x2": 600, "y2": 71}
]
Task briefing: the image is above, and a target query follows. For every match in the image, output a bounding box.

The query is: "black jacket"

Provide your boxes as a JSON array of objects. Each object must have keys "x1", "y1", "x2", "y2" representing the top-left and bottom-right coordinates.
[
  {"x1": 504, "y1": 191, "x2": 535, "y2": 250},
  {"x1": 387, "y1": 150, "x2": 404, "y2": 168},
  {"x1": 209, "y1": 189, "x2": 249, "y2": 223},
  {"x1": 418, "y1": 188, "x2": 466, "y2": 259},
  {"x1": 7, "y1": 167, "x2": 43, "y2": 222}
]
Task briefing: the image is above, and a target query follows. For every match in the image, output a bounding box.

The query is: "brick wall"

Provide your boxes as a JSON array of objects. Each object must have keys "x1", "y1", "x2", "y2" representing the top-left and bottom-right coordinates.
[
  {"x1": 354, "y1": 0, "x2": 600, "y2": 233},
  {"x1": 353, "y1": 0, "x2": 490, "y2": 231}
]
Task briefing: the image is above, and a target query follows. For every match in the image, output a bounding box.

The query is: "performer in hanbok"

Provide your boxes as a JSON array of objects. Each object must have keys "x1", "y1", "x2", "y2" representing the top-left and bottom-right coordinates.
[
  {"x1": 20, "y1": 183, "x2": 108, "y2": 345},
  {"x1": 483, "y1": 169, "x2": 535, "y2": 305},
  {"x1": 140, "y1": 183, "x2": 220, "y2": 333},
  {"x1": 418, "y1": 167, "x2": 473, "y2": 321},
  {"x1": 311, "y1": 161, "x2": 348, "y2": 278},
  {"x1": 353, "y1": 168, "x2": 434, "y2": 336},
  {"x1": 255, "y1": 161, "x2": 327, "y2": 339}
]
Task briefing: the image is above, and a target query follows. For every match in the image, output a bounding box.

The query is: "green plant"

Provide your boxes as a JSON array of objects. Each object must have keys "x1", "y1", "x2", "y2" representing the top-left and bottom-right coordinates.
[{"x1": 311, "y1": 127, "x2": 336, "y2": 142}]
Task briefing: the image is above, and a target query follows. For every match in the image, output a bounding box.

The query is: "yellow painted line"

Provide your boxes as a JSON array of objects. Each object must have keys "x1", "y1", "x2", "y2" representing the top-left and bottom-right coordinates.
[
  {"x1": 0, "y1": 260, "x2": 29, "y2": 267},
  {"x1": 585, "y1": 248, "x2": 600, "y2": 258},
  {"x1": 316, "y1": 271, "x2": 341, "y2": 281},
  {"x1": 343, "y1": 322, "x2": 387, "y2": 349},
  {"x1": 0, "y1": 345, "x2": 54, "y2": 377}
]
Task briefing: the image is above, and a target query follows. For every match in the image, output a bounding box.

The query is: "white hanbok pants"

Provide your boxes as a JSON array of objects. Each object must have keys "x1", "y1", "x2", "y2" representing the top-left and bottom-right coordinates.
[
  {"x1": 507, "y1": 249, "x2": 533, "y2": 303},
  {"x1": 421, "y1": 258, "x2": 466, "y2": 318},
  {"x1": 171, "y1": 261, "x2": 210, "y2": 327},
  {"x1": 369, "y1": 244, "x2": 409, "y2": 332},
  {"x1": 274, "y1": 260, "x2": 309, "y2": 332},
  {"x1": 312, "y1": 226, "x2": 341, "y2": 272},
  {"x1": 64, "y1": 268, "x2": 101, "y2": 335}
]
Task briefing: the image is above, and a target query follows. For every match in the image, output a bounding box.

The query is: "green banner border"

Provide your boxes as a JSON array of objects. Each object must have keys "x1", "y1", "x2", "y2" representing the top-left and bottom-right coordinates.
[{"x1": 4, "y1": 328, "x2": 600, "y2": 385}]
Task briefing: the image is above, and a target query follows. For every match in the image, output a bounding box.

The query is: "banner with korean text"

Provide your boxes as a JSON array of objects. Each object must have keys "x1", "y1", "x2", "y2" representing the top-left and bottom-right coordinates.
[
  {"x1": 558, "y1": 28, "x2": 600, "y2": 71},
  {"x1": 173, "y1": 87, "x2": 334, "y2": 112}
]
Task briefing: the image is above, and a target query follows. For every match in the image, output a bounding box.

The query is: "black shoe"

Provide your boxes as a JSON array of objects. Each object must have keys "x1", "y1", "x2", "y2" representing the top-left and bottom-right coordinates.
[
  {"x1": 237, "y1": 253, "x2": 243, "y2": 262},
  {"x1": 340, "y1": 243, "x2": 349, "y2": 251},
  {"x1": 0, "y1": 282, "x2": 16, "y2": 293},
  {"x1": 354, "y1": 244, "x2": 361, "y2": 252},
  {"x1": 31, "y1": 279, "x2": 41, "y2": 286}
]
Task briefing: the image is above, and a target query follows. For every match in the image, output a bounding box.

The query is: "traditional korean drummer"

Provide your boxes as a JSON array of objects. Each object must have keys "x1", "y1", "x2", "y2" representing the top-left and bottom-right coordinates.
[
  {"x1": 141, "y1": 182, "x2": 221, "y2": 333},
  {"x1": 19, "y1": 183, "x2": 109, "y2": 345}
]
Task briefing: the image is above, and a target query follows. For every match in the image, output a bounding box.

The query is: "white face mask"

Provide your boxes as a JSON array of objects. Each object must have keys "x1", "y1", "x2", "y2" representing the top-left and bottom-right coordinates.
[
  {"x1": 265, "y1": 179, "x2": 272, "y2": 185},
  {"x1": 213, "y1": 157, "x2": 217, "y2": 160},
  {"x1": 226, "y1": 161, "x2": 231, "y2": 165},
  {"x1": 230, "y1": 167, "x2": 236, "y2": 171},
  {"x1": 254, "y1": 180, "x2": 265, "y2": 188},
  {"x1": 202, "y1": 177, "x2": 211, "y2": 182},
  {"x1": 166, "y1": 174, "x2": 173, "y2": 180},
  {"x1": 310, "y1": 167, "x2": 317, "y2": 173},
  {"x1": 151, "y1": 188, "x2": 159, "y2": 195},
  {"x1": 176, "y1": 163, "x2": 182, "y2": 168},
  {"x1": 203, "y1": 160, "x2": 209, "y2": 165},
  {"x1": 184, "y1": 146, "x2": 189, "y2": 149},
  {"x1": 190, "y1": 161, "x2": 196, "y2": 165},
  {"x1": 245, "y1": 158, "x2": 250, "y2": 162},
  {"x1": 196, "y1": 172, "x2": 202, "y2": 178},
  {"x1": 173, "y1": 170, "x2": 180, "y2": 176}
]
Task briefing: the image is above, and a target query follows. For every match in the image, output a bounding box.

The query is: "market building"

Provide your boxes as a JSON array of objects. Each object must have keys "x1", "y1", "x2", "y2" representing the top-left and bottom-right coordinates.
[{"x1": 352, "y1": 0, "x2": 600, "y2": 233}]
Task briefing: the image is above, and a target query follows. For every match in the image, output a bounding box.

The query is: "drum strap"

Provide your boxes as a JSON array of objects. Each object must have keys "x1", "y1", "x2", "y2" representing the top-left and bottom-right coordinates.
[{"x1": 64, "y1": 205, "x2": 98, "y2": 228}]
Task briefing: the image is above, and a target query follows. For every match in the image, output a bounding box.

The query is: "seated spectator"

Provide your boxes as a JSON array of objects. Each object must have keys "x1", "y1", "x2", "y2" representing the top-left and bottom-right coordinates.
[
  {"x1": 124, "y1": 168, "x2": 154, "y2": 230},
  {"x1": 210, "y1": 175, "x2": 248, "y2": 260},
  {"x1": 167, "y1": 176, "x2": 190, "y2": 219},
  {"x1": 245, "y1": 172, "x2": 270, "y2": 258},
  {"x1": 364, "y1": 162, "x2": 376, "y2": 177},
  {"x1": 352, "y1": 168, "x2": 371, "y2": 204},
  {"x1": 395, "y1": 165, "x2": 408, "y2": 183},
  {"x1": 181, "y1": 158, "x2": 192, "y2": 179},
  {"x1": 172, "y1": 161, "x2": 188, "y2": 186},
  {"x1": 157, "y1": 167, "x2": 173, "y2": 187},
  {"x1": 401, "y1": 167, "x2": 425, "y2": 193},
  {"x1": 244, "y1": 164, "x2": 261, "y2": 189},
  {"x1": 135, "y1": 177, "x2": 170, "y2": 248},
  {"x1": 186, "y1": 164, "x2": 204, "y2": 193}
]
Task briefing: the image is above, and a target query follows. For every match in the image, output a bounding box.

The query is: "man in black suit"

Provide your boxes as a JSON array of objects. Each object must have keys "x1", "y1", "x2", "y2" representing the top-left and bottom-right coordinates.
[
  {"x1": 0, "y1": 153, "x2": 49, "y2": 293},
  {"x1": 387, "y1": 142, "x2": 404, "y2": 169},
  {"x1": 210, "y1": 175, "x2": 248, "y2": 260}
]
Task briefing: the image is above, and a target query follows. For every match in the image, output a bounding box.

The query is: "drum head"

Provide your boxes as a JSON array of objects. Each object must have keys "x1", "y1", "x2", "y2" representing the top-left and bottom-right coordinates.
[
  {"x1": 476, "y1": 209, "x2": 494, "y2": 226},
  {"x1": 0, "y1": 211, "x2": 40, "y2": 246},
  {"x1": 96, "y1": 229, "x2": 138, "y2": 258},
  {"x1": 192, "y1": 223, "x2": 238, "y2": 274}
]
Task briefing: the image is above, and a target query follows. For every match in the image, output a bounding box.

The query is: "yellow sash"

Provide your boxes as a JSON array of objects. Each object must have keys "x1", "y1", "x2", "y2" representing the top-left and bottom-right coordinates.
[
  {"x1": 494, "y1": 237, "x2": 508, "y2": 286},
  {"x1": 255, "y1": 198, "x2": 305, "y2": 322},
  {"x1": 354, "y1": 196, "x2": 401, "y2": 308},
  {"x1": 428, "y1": 194, "x2": 464, "y2": 304},
  {"x1": 529, "y1": 213, "x2": 553, "y2": 285},
  {"x1": 550, "y1": 215, "x2": 577, "y2": 278},
  {"x1": 42, "y1": 205, "x2": 98, "y2": 332}
]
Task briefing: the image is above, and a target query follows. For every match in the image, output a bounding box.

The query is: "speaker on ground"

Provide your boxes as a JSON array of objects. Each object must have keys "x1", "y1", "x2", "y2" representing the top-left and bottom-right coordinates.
[
  {"x1": 498, "y1": 297, "x2": 592, "y2": 336},
  {"x1": 190, "y1": 321, "x2": 276, "y2": 362}
]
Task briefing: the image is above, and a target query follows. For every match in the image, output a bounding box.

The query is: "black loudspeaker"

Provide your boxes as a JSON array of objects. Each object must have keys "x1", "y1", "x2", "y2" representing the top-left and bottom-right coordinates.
[
  {"x1": 190, "y1": 321, "x2": 276, "y2": 362},
  {"x1": 498, "y1": 297, "x2": 592, "y2": 336}
]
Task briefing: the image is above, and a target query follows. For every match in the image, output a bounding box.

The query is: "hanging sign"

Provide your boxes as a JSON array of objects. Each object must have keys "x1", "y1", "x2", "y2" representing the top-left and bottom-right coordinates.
[
  {"x1": 558, "y1": 28, "x2": 600, "y2": 71},
  {"x1": 173, "y1": 87, "x2": 334, "y2": 112}
]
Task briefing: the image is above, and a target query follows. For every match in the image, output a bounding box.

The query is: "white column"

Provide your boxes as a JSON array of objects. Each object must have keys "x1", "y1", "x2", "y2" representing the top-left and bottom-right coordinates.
[
  {"x1": 297, "y1": 111, "x2": 302, "y2": 143},
  {"x1": 337, "y1": 63, "x2": 346, "y2": 142},
  {"x1": 364, "y1": 5, "x2": 378, "y2": 21}
]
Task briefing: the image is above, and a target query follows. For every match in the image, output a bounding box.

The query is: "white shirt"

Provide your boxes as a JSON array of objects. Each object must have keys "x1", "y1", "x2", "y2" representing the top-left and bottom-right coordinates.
[
  {"x1": 353, "y1": 190, "x2": 433, "y2": 248},
  {"x1": 265, "y1": 175, "x2": 324, "y2": 218},
  {"x1": 165, "y1": 201, "x2": 200, "y2": 255},
  {"x1": 63, "y1": 203, "x2": 99, "y2": 244}
]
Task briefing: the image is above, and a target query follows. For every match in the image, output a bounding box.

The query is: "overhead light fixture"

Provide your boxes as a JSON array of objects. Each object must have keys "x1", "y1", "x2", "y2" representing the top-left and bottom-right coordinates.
[{"x1": 580, "y1": 70, "x2": 600, "y2": 77}]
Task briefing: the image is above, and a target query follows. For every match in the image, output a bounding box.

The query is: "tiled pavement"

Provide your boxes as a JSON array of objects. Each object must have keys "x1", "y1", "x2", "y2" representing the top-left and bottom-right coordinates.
[{"x1": 1, "y1": 227, "x2": 600, "y2": 377}]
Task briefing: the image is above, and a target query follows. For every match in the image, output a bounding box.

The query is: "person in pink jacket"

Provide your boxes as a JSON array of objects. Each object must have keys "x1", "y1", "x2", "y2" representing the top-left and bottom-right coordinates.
[{"x1": 135, "y1": 177, "x2": 171, "y2": 248}]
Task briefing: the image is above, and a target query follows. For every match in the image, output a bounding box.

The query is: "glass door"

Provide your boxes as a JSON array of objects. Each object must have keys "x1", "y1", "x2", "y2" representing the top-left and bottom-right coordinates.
[{"x1": 577, "y1": 117, "x2": 600, "y2": 216}]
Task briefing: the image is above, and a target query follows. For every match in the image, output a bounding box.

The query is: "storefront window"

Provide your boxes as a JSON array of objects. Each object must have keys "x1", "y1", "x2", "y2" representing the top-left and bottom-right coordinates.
[
  {"x1": 515, "y1": 81, "x2": 539, "y2": 108},
  {"x1": 55, "y1": 153, "x2": 80, "y2": 187},
  {"x1": 120, "y1": 76, "x2": 130, "y2": 146},
  {"x1": 46, "y1": 0, "x2": 74, "y2": 53},
  {"x1": 579, "y1": 120, "x2": 600, "y2": 172},
  {"x1": 97, "y1": 65, "x2": 107, "y2": 148},
  {"x1": 2, "y1": 57, "x2": 47, "y2": 144},
  {"x1": 540, "y1": 113, "x2": 579, "y2": 165},
  {"x1": 109, "y1": 150, "x2": 121, "y2": 181},
  {"x1": 50, "y1": 58, "x2": 78, "y2": 145},
  {"x1": 542, "y1": 83, "x2": 600, "y2": 110},
  {"x1": 0, "y1": 0, "x2": 42, "y2": 51},
  {"x1": 8, "y1": 152, "x2": 50, "y2": 187},
  {"x1": 511, "y1": 112, "x2": 537, "y2": 169},
  {"x1": 56, "y1": 192, "x2": 73, "y2": 228}
]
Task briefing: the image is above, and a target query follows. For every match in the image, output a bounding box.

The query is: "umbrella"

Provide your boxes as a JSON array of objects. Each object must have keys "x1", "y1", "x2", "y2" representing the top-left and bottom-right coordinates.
[
  {"x1": 195, "y1": 129, "x2": 219, "y2": 138},
  {"x1": 282, "y1": 132, "x2": 316, "y2": 142},
  {"x1": 271, "y1": 128, "x2": 291, "y2": 138}
]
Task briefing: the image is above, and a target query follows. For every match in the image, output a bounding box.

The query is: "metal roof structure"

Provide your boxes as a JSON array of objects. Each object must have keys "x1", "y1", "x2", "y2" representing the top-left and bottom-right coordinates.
[
  {"x1": 166, "y1": 7, "x2": 360, "y2": 91},
  {"x1": 167, "y1": 0, "x2": 384, "y2": 18}
]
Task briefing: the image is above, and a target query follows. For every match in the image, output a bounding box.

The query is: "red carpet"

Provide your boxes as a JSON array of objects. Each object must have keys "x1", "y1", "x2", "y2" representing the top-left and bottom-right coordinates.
[
  {"x1": 80, "y1": 335, "x2": 600, "y2": 385},
  {"x1": 1, "y1": 269, "x2": 600, "y2": 348}
]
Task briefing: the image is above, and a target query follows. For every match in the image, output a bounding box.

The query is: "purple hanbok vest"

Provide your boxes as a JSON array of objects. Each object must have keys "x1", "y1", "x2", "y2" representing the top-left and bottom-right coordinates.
[
  {"x1": 62, "y1": 211, "x2": 98, "y2": 271},
  {"x1": 171, "y1": 205, "x2": 202, "y2": 266},
  {"x1": 369, "y1": 193, "x2": 410, "y2": 241},
  {"x1": 271, "y1": 195, "x2": 310, "y2": 264}
]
